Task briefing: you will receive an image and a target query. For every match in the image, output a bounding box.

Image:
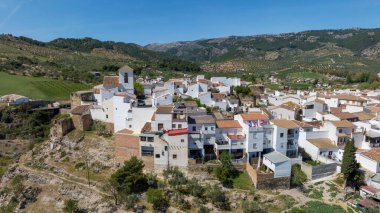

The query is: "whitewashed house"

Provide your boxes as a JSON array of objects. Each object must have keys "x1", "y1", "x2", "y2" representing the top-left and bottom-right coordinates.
[{"x1": 263, "y1": 151, "x2": 292, "y2": 178}]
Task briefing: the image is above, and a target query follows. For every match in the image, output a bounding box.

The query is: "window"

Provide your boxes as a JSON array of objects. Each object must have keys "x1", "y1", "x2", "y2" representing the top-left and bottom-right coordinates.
[
  {"x1": 339, "y1": 129, "x2": 343, "y2": 133},
  {"x1": 205, "y1": 127, "x2": 208, "y2": 131},
  {"x1": 162, "y1": 151, "x2": 164, "y2": 156},
  {"x1": 173, "y1": 154, "x2": 177, "y2": 159},
  {"x1": 172, "y1": 124, "x2": 176, "y2": 129},
  {"x1": 140, "y1": 136, "x2": 147, "y2": 141},
  {"x1": 328, "y1": 151, "x2": 333, "y2": 156},
  {"x1": 211, "y1": 127, "x2": 214, "y2": 131},
  {"x1": 155, "y1": 154, "x2": 160, "y2": 158},
  {"x1": 165, "y1": 146, "x2": 168, "y2": 151},
  {"x1": 192, "y1": 126, "x2": 196, "y2": 131},
  {"x1": 124, "y1": 73, "x2": 128, "y2": 83},
  {"x1": 106, "y1": 114, "x2": 109, "y2": 119},
  {"x1": 129, "y1": 125, "x2": 132, "y2": 128},
  {"x1": 181, "y1": 139, "x2": 185, "y2": 142},
  {"x1": 178, "y1": 124, "x2": 182, "y2": 128},
  {"x1": 280, "y1": 133, "x2": 284, "y2": 138},
  {"x1": 147, "y1": 137, "x2": 154, "y2": 142}
]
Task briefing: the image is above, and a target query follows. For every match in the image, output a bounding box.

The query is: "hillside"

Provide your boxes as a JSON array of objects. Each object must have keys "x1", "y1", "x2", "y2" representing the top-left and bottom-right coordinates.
[
  {"x1": 0, "y1": 35, "x2": 200, "y2": 83},
  {"x1": 146, "y1": 28, "x2": 380, "y2": 75},
  {"x1": 0, "y1": 72, "x2": 90, "y2": 100}
]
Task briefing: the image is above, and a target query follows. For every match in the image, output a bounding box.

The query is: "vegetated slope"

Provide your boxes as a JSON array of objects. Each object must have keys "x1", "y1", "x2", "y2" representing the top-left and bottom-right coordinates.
[
  {"x1": 0, "y1": 35, "x2": 200, "y2": 83},
  {"x1": 0, "y1": 72, "x2": 90, "y2": 100},
  {"x1": 146, "y1": 28, "x2": 380, "y2": 75}
]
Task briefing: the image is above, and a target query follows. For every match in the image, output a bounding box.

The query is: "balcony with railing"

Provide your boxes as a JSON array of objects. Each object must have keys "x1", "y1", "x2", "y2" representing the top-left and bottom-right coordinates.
[{"x1": 215, "y1": 140, "x2": 231, "y2": 150}]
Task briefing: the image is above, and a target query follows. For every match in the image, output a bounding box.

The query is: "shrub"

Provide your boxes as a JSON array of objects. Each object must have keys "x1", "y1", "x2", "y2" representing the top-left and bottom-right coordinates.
[
  {"x1": 206, "y1": 184, "x2": 229, "y2": 210},
  {"x1": 291, "y1": 164, "x2": 307, "y2": 187},
  {"x1": 241, "y1": 200, "x2": 266, "y2": 213},
  {"x1": 63, "y1": 199, "x2": 79, "y2": 213},
  {"x1": 146, "y1": 188, "x2": 169, "y2": 212}
]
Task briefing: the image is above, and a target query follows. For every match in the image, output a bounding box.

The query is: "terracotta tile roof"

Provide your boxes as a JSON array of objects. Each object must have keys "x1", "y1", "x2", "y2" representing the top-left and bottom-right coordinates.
[
  {"x1": 116, "y1": 129, "x2": 134, "y2": 135},
  {"x1": 184, "y1": 101, "x2": 198, "y2": 107},
  {"x1": 314, "y1": 99, "x2": 326, "y2": 104},
  {"x1": 212, "y1": 93, "x2": 226, "y2": 100},
  {"x1": 292, "y1": 120, "x2": 314, "y2": 128},
  {"x1": 329, "y1": 120, "x2": 356, "y2": 128},
  {"x1": 227, "y1": 134, "x2": 246, "y2": 140},
  {"x1": 70, "y1": 105, "x2": 91, "y2": 115},
  {"x1": 361, "y1": 148, "x2": 380, "y2": 162},
  {"x1": 103, "y1": 76, "x2": 119, "y2": 87},
  {"x1": 366, "y1": 106, "x2": 380, "y2": 113},
  {"x1": 188, "y1": 115, "x2": 215, "y2": 124},
  {"x1": 307, "y1": 138, "x2": 337, "y2": 149},
  {"x1": 141, "y1": 122, "x2": 152, "y2": 133},
  {"x1": 0, "y1": 94, "x2": 27, "y2": 101},
  {"x1": 166, "y1": 128, "x2": 188, "y2": 136},
  {"x1": 156, "y1": 106, "x2": 174, "y2": 114},
  {"x1": 271, "y1": 119, "x2": 300, "y2": 129},
  {"x1": 198, "y1": 79, "x2": 209, "y2": 84},
  {"x1": 241, "y1": 113, "x2": 269, "y2": 120},
  {"x1": 330, "y1": 107, "x2": 343, "y2": 114},
  {"x1": 216, "y1": 120, "x2": 242, "y2": 128},
  {"x1": 361, "y1": 185, "x2": 380, "y2": 194},
  {"x1": 353, "y1": 112, "x2": 376, "y2": 121},
  {"x1": 333, "y1": 112, "x2": 358, "y2": 120},
  {"x1": 331, "y1": 94, "x2": 366, "y2": 102}
]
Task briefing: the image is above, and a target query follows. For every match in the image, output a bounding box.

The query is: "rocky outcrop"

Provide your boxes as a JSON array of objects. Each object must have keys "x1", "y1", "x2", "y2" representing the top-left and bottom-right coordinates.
[{"x1": 362, "y1": 42, "x2": 380, "y2": 60}]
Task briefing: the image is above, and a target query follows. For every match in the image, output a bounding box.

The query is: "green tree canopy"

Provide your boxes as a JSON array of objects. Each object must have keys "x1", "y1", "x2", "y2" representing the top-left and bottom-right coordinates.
[
  {"x1": 341, "y1": 140, "x2": 359, "y2": 187},
  {"x1": 109, "y1": 156, "x2": 146, "y2": 196},
  {"x1": 134, "y1": 82, "x2": 144, "y2": 96},
  {"x1": 214, "y1": 152, "x2": 237, "y2": 187}
]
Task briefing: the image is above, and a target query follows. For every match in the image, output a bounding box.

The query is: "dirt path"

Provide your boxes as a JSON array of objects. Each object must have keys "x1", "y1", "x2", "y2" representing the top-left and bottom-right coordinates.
[{"x1": 17, "y1": 163, "x2": 110, "y2": 197}]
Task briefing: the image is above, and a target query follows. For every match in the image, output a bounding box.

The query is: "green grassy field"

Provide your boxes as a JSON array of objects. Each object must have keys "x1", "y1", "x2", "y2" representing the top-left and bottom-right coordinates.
[{"x1": 0, "y1": 72, "x2": 91, "y2": 101}]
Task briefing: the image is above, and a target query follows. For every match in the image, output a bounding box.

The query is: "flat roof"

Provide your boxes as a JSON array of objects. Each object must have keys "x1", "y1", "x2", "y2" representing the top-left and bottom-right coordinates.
[{"x1": 264, "y1": 151, "x2": 290, "y2": 164}]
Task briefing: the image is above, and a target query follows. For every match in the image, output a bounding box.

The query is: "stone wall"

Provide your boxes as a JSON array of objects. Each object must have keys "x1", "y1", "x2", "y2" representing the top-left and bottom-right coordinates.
[
  {"x1": 114, "y1": 133, "x2": 140, "y2": 163},
  {"x1": 246, "y1": 163, "x2": 290, "y2": 190},
  {"x1": 52, "y1": 118, "x2": 74, "y2": 138},
  {"x1": 72, "y1": 114, "x2": 92, "y2": 131},
  {"x1": 301, "y1": 162, "x2": 337, "y2": 180}
]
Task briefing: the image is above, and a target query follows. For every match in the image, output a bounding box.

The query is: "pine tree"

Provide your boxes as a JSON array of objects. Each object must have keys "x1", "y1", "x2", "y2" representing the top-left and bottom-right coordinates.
[{"x1": 341, "y1": 140, "x2": 359, "y2": 188}]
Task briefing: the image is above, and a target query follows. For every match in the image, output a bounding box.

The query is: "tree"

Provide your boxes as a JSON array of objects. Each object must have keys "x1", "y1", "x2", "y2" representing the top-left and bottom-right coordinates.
[
  {"x1": 63, "y1": 199, "x2": 79, "y2": 213},
  {"x1": 214, "y1": 152, "x2": 236, "y2": 187},
  {"x1": 134, "y1": 82, "x2": 144, "y2": 96},
  {"x1": 107, "y1": 157, "x2": 146, "y2": 204},
  {"x1": 341, "y1": 140, "x2": 359, "y2": 188},
  {"x1": 234, "y1": 86, "x2": 251, "y2": 95},
  {"x1": 290, "y1": 164, "x2": 307, "y2": 187},
  {"x1": 146, "y1": 188, "x2": 169, "y2": 212}
]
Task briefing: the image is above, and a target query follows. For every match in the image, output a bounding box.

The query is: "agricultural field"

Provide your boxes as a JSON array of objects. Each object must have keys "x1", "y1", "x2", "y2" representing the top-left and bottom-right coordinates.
[{"x1": 0, "y1": 72, "x2": 91, "y2": 100}]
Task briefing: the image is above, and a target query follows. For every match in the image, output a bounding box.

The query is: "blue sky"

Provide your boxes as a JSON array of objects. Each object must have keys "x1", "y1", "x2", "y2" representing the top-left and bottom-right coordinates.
[{"x1": 1, "y1": 0, "x2": 380, "y2": 45}]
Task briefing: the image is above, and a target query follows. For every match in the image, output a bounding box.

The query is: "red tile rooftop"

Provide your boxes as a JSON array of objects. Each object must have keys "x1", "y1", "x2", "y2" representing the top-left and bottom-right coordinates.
[
  {"x1": 166, "y1": 128, "x2": 188, "y2": 136},
  {"x1": 361, "y1": 185, "x2": 380, "y2": 194},
  {"x1": 227, "y1": 134, "x2": 246, "y2": 140},
  {"x1": 241, "y1": 113, "x2": 269, "y2": 120}
]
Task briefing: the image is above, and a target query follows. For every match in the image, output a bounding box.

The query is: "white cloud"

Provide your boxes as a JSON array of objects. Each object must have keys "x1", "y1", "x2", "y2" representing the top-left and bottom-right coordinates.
[{"x1": 0, "y1": 0, "x2": 27, "y2": 29}]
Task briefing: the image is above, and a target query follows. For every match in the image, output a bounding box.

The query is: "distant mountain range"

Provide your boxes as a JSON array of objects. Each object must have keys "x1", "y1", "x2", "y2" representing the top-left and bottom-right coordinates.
[
  {"x1": 0, "y1": 35, "x2": 200, "y2": 83},
  {"x1": 1, "y1": 28, "x2": 380, "y2": 84},
  {"x1": 146, "y1": 28, "x2": 380, "y2": 75}
]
